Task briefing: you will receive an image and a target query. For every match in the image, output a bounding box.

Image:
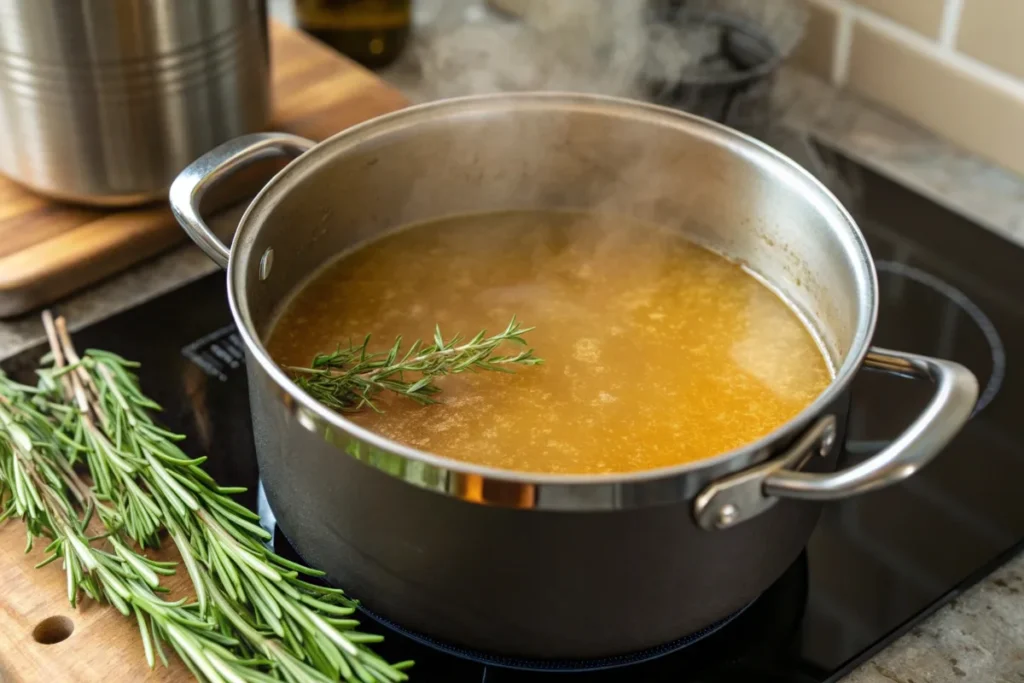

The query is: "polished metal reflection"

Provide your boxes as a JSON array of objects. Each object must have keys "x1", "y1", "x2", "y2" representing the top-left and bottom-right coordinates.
[
  {"x1": 764, "y1": 347, "x2": 979, "y2": 500},
  {"x1": 694, "y1": 344, "x2": 979, "y2": 528},
  {"x1": 170, "y1": 132, "x2": 316, "y2": 267},
  {"x1": 693, "y1": 414, "x2": 838, "y2": 530},
  {"x1": 0, "y1": 0, "x2": 270, "y2": 205},
  {"x1": 170, "y1": 93, "x2": 978, "y2": 518}
]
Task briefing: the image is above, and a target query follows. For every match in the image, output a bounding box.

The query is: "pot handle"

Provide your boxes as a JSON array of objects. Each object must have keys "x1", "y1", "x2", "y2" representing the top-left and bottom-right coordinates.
[
  {"x1": 694, "y1": 347, "x2": 978, "y2": 530},
  {"x1": 169, "y1": 132, "x2": 316, "y2": 269}
]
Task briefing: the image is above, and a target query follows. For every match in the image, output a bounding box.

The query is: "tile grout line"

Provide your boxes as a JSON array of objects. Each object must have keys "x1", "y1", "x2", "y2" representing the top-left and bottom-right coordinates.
[
  {"x1": 849, "y1": 3, "x2": 1024, "y2": 101},
  {"x1": 804, "y1": 0, "x2": 853, "y2": 85},
  {"x1": 831, "y1": 0, "x2": 854, "y2": 87},
  {"x1": 938, "y1": 0, "x2": 966, "y2": 51}
]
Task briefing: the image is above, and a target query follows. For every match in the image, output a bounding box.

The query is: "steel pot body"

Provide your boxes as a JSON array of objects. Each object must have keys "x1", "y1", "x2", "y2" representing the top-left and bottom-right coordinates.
[
  {"x1": 170, "y1": 94, "x2": 978, "y2": 659},
  {"x1": 0, "y1": 0, "x2": 270, "y2": 206}
]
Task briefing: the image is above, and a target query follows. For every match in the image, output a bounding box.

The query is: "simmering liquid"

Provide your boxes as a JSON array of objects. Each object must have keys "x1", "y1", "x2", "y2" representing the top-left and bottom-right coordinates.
[{"x1": 268, "y1": 211, "x2": 832, "y2": 474}]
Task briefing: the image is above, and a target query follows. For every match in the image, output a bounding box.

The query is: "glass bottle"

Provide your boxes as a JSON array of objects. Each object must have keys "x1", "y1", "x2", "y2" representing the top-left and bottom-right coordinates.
[{"x1": 295, "y1": 0, "x2": 411, "y2": 69}]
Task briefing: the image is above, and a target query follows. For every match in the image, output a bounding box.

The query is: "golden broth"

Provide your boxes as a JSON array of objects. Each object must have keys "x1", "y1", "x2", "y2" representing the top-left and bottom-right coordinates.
[{"x1": 268, "y1": 211, "x2": 832, "y2": 474}]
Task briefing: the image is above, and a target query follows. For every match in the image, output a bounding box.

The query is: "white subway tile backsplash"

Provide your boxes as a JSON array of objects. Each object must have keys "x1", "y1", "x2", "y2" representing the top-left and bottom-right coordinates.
[
  {"x1": 957, "y1": 0, "x2": 1024, "y2": 80},
  {"x1": 846, "y1": 18, "x2": 1024, "y2": 177},
  {"x1": 787, "y1": 0, "x2": 1024, "y2": 177}
]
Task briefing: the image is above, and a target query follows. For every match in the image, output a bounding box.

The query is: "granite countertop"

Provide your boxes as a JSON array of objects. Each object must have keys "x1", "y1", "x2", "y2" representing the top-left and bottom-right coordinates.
[{"x1": 3, "y1": 4, "x2": 1024, "y2": 682}]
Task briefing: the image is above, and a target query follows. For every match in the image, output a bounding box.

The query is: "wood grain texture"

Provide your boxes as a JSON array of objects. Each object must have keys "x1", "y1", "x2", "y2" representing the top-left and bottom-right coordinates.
[
  {"x1": 0, "y1": 22, "x2": 406, "y2": 683},
  {"x1": 0, "y1": 20, "x2": 408, "y2": 319}
]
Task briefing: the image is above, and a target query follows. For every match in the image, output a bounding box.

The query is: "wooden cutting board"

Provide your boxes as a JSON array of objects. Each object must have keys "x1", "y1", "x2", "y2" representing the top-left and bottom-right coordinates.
[
  {"x1": 0, "y1": 530, "x2": 195, "y2": 682},
  {"x1": 0, "y1": 20, "x2": 408, "y2": 320},
  {"x1": 0, "y1": 23, "x2": 407, "y2": 683}
]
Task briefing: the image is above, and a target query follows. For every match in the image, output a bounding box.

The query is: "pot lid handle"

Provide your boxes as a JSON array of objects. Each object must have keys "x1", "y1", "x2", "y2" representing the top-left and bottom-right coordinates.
[{"x1": 169, "y1": 133, "x2": 316, "y2": 269}]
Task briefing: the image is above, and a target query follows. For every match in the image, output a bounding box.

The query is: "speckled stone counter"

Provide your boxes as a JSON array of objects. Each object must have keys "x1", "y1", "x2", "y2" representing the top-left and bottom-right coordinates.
[
  {"x1": 844, "y1": 554, "x2": 1024, "y2": 683},
  {"x1": 3, "y1": 9, "x2": 1024, "y2": 682}
]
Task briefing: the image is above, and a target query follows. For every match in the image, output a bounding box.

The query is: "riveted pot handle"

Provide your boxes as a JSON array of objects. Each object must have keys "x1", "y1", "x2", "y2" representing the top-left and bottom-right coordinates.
[
  {"x1": 765, "y1": 347, "x2": 978, "y2": 500},
  {"x1": 169, "y1": 132, "x2": 316, "y2": 269},
  {"x1": 694, "y1": 347, "x2": 978, "y2": 530}
]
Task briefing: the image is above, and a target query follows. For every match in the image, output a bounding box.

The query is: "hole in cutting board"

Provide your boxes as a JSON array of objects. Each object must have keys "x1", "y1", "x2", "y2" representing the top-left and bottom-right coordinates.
[{"x1": 32, "y1": 616, "x2": 74, "y2": 644}]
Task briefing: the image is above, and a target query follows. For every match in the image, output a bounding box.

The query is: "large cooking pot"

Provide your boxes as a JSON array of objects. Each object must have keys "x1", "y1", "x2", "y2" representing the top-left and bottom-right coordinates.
[{"x1": 169, "y1": 93, "x2": 978, "y2": 660}]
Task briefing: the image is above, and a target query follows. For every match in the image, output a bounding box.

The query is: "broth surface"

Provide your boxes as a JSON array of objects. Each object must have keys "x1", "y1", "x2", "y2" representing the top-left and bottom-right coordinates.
[{"x1": 268, "y1": 211, "x2": 832, "y2": 474}]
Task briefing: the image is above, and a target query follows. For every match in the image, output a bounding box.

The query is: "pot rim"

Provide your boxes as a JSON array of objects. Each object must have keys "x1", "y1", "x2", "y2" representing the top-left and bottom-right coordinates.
[{"x1": 227, "y1": 92, "x2": 878, "y2": 492}]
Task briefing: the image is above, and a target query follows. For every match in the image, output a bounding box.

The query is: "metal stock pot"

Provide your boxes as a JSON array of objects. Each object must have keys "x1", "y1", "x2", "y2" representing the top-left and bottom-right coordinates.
[
  {"x1": 169, "y1": 93, "x2": 978, "y2": 659},
  {"x1": 0, "y1": 0, "x2": 269, "y2": 205}
]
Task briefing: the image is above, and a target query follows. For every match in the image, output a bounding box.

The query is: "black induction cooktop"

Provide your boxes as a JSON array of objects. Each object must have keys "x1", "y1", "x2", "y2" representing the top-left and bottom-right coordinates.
[{"x1": 4, "y1": 147, "x2": 1022, "y2": 682}]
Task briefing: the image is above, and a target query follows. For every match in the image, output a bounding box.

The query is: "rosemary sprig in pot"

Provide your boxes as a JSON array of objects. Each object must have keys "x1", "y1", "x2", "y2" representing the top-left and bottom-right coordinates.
[
  {"x1": 289, "y1": 315, "x2": 542, "y2": 412},
  {"x1": 32, "y1": 313, "x2": 411, "y2": 682}
]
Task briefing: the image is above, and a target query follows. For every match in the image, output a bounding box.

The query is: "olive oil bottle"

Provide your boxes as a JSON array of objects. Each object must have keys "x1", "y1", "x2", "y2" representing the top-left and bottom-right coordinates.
[{"x1": 295, "y1": 0, "x2": 411, "y2": 69}]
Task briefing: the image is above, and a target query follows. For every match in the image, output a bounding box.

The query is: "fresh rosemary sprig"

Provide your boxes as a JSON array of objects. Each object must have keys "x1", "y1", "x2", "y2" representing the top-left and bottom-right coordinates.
[
  {"x1": 0, "y1": 383, "x2": 293, "y2": 682},
  {"x1": 289, "y1": 316, "x2": 542, "y2": 413}
]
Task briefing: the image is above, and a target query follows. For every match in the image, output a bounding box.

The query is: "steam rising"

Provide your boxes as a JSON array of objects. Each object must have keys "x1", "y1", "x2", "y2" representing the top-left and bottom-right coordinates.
[
  {"x1": 407, "y1": 0, "x2": 808, "y2": 101},
  {"x1": 372, "y1": 0, "x2": 847, "y2": 355}
]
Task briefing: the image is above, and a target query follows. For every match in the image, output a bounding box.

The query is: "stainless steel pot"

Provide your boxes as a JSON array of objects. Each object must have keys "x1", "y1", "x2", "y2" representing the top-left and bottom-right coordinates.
[
  {"x1": 169, "y1": 93, "x2": 979, "y2": 659},
  {"x1": 0, "y1": 0, "x2": 269, "y2": 206}
]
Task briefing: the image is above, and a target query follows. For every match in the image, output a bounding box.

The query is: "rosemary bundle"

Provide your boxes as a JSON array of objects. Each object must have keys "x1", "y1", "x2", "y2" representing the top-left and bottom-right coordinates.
[
  {"x1": 0, "y1": 313, "x2": 412, "y2": 682},
  {"x1": 289, "y1": 316, "x2": 542, "y2": 412},
  {"x1": 0, "y1": 385, "x2": 300, "y2": 681}
]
